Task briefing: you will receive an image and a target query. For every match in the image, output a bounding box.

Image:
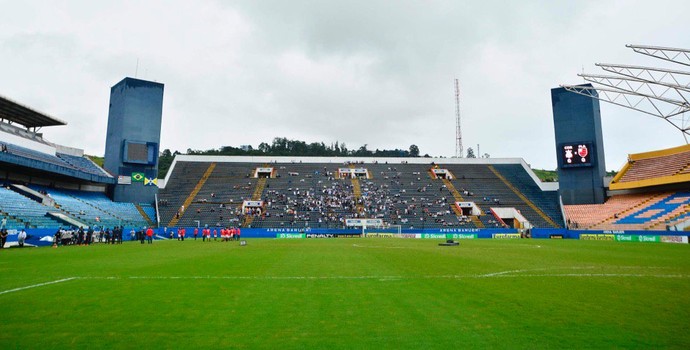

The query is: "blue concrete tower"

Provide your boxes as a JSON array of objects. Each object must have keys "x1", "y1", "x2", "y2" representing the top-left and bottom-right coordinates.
[
  {"x1": 104, "y1": 77, "x2": 164, "y2": 203},
  {"x1": 551, "y1": 84, "x2": 607, "y2": 205}
]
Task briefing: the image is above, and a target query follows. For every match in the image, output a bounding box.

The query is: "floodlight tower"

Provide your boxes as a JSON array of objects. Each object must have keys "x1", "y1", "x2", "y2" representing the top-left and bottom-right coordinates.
[{"x1": 455, "y1": 79, "x2": 464, "y2": 158}]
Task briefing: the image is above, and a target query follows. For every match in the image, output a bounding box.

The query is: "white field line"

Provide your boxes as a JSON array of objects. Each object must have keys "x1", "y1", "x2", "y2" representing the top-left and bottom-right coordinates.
[
  {"x1": 0, "y1": 277, "x2": 77, "y2": 295},
  {"x1": 3, "y1": 267, "x2": 687, "y2": 294}
]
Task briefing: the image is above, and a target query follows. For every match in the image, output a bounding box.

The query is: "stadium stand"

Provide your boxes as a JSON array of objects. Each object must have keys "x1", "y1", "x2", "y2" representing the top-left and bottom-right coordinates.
[
  {"x1": 610, "y1": 144, "x2": 690, "y2": 190},
  {"x1": 158, "y1": 157, "x2": 564, "y2": 229},
  {"x1": 29, "y1": 185, "x2": 149, "y2": 229},
  {"x1": 0, "y1": 186, "x2": 62, "y2": 228}
]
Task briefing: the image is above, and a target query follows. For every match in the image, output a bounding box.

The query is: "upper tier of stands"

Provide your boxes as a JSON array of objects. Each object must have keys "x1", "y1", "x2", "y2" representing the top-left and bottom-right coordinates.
[
  {"x1": 0, "y1": 141, "x2": 113, "y2": 183},
  {"x1": 158, "y1": 159, "x2": 563, "y2": 229},
  {"x1": 610, "y1": 144, "x2": 690, "y2": 191}
]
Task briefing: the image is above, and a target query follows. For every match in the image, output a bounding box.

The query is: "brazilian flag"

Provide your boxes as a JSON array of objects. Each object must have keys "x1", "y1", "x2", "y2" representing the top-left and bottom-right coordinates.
[{"x1": 132, "y1": 172, "x2": 145, "y2": 182}]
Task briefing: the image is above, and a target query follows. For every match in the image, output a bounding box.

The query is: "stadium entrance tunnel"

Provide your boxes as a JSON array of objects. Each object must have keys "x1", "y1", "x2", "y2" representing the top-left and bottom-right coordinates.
[{"x1": 491, "y1": 207, "x2": 532, "y2": 229}]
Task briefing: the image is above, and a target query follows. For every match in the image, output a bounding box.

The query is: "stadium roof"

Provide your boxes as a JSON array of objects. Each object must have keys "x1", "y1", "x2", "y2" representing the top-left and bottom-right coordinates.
[{"x1": 0, "y1": 94, "x2": 67, "y2": 128}]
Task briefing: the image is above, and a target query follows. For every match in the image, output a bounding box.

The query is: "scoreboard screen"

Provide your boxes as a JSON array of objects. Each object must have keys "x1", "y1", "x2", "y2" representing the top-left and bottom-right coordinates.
[
  {"x1": 123, "y1": 141, "x2": 157, "y2": 165},
  {"x1": 560, "y1": 142, "x2": 593, "y2": 168}
]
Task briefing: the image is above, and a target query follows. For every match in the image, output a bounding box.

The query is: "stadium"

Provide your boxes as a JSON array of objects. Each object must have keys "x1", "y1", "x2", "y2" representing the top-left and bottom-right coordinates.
[{"x1": 1, "y1": 45, "x2": 690, "y2": 348}]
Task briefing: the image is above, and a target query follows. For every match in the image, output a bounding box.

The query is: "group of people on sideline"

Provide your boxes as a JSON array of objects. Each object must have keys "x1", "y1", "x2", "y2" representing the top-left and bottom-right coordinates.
[{"x1": 164, "y1": 226, "x2": 241, "y2": 242}]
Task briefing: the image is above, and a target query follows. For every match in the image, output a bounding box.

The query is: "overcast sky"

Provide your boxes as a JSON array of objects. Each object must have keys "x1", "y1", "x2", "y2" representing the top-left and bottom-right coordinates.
[{"x1": 1, "y1": 0, "x2": 688, "y2": 171}]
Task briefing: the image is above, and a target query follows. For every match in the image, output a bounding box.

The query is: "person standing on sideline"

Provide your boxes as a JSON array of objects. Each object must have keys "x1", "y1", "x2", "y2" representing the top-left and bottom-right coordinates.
[
  {"x1": 235, "y1": 226, "x2": 241, "y2": 241},
  {"x1": 146, "y1": 226, "x2": 154, "y2": 244},
  {"x1": 0, "y1": 228, "x2": 8, "y2": 248},
  {"x1": 1, "y1": 216, "x2": 6, "y2": 230},
  {"x1": 194, "y1": 227, "x2": 199, "y2": 240},
  {"x1": 86, "y1": 226, "x2": 94, "y2": 245},
  {"x1": 17, "y1": 229, "x2": 27, "y2": 247}
]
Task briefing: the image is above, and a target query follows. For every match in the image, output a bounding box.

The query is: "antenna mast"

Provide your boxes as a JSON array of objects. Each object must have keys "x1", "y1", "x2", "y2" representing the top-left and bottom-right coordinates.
[{"x1": 455, "y1": 79, "x2": 464, "y2": 158}]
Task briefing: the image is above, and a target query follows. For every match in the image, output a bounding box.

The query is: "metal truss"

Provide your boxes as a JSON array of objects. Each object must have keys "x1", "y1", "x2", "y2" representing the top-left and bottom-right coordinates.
[
  {"x1": 626, "y1": 45, "x2": 690, "y2": 67},
  {"x1": 560, "y1": 45, "x2": 690, "y2": 143}
]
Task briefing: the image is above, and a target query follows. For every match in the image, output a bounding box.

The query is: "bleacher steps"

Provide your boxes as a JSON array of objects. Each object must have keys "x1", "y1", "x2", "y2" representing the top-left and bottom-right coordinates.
[
  {"x1": 10, "y1": 184, "x2": 55, "y2": 206},
  {"x1": 48, "y1": 212, "x2": 87, "y2": 228},
  {"x1": 645, "y1": 203, "x2": 690, "y2": 230},
  {"x1": 441, "y1": 178, "x2": 484, "y2": 227},
  {"x1": 488, "y1": 165, "x2": 559, "y2": 228},
  {"x1": 350, "y1": 164, "x2": 365, "y2": 214},
  {"x1": 168, "y1": 162, "x2": 217, "y2": 227},
  {"x1": 242, "y1": 177, "x2": 267, "y2": 227},
  {"x1": 588, "y1": 192, "x2": 671, "y2": 230},
  {"x1": 135, "y1": 204, "x2": 154, "y2": 226}
]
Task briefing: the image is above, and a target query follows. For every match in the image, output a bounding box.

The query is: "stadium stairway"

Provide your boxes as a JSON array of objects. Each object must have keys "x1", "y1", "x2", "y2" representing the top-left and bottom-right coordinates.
[
  {"x1": 48, "y1": 212, "x2": 87, "y2": 228},
  {"x1": 135, "y1": 204, "x2": 155, "y2": 227},
  {"x1": 168, "y1": 162, "x2": 217, "y2": 227},
  {"x1": 487, "y1": 165, "x2": 559, "y2": 228},
  {"x1": 242, "y1": 177, "x2": 267, "y2": 227},
  {"x1": 442, "y1": 178, "x2": 484, "y2": 228},
  {"x1": 348, "y1": 163, "x2": 365, "y2": 214}
]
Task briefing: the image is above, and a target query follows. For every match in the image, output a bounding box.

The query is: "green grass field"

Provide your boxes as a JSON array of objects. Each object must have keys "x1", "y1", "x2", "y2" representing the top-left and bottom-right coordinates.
[{"x1": 1, "y1": 238, "x2": 689, "y2": 349}]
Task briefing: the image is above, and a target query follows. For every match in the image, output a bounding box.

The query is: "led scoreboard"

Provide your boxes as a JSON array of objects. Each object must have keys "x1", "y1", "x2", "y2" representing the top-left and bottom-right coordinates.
[
  {"x1": 123, "y1": 140, "x2": 157, "y2": 165},
  {"x1": 559, "y1": 142, "x2": 593, "y2": 168}
]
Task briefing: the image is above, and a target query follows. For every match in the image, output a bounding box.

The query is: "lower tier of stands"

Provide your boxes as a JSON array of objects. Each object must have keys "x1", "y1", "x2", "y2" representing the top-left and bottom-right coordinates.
[
  {"x1": 565, "y1": 191, "x2": 690, "y2": 231},
  {"x1": 0, "y1": 184, "x2": 152, "y2": 230}
]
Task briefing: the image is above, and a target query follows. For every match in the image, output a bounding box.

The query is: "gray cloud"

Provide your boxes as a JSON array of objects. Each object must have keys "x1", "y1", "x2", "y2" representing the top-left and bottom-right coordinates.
[{"x1": 0, "y1": 0, "x2": 688, "y2": 171}]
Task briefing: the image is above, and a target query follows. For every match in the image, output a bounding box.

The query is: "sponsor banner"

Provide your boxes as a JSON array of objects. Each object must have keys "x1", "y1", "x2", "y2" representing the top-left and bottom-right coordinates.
[
  {"x1": 580, "y1": 234, "x2": 614, "y2": 241},
  {"x1": 638, "y1": 235, "x2": 660, "y2": 243},
  {"x1": 614, "y1": 235, "x2": 637, "y2": 242},
  {"x1": 660, "y1": 235, "x2": 689, "y2": 244},
  {"x1": 492, "y1": 233, "x2": 521, "y2": 239},
  {"x1": 306, "y1": 234, "x2": 336, "y2": 238},
  {"x1": 447, "y1": 233, "x2": 477, "y2": 240},
  {"x1": 276, "y1": 233, "x2": 305, "y2": 239},
  {"x1": 305, "y1": 233, "x2": 361, "y2": 238},
  {"x1": 421, "y1": 233, "x2": 446, "y2": 239},
  {"x1": 367, "y1": 233, "x2": 397, "y2": 238},
  {"x1": 550, "y1": 234, "x2": 564, "y2": 239}
]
